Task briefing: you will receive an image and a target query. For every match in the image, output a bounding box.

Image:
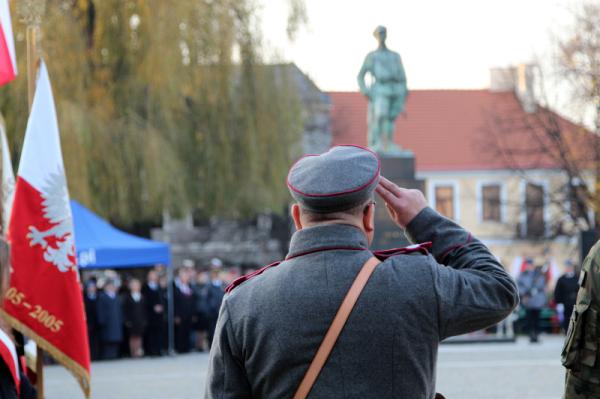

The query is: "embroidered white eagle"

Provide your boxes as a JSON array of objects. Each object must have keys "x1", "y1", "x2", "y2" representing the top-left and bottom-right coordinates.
[{"x1": 27, "y1": 171, "x2": 75, "y2": 273}]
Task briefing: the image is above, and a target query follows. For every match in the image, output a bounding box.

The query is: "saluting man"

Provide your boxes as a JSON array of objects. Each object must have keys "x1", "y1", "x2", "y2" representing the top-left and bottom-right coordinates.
[{"x1": 205, "y1": 145, "x2": 519, "y2": 398}]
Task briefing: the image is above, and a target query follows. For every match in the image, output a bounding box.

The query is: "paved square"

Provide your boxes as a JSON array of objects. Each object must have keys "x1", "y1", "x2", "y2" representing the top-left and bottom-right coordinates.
[{"x1": 45, "y1": 336, "x2": 565, "y2": 398}]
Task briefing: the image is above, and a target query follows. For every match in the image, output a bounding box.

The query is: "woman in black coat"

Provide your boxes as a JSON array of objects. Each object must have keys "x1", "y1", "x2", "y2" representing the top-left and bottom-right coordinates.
[{"x1": 123, "y1": 279, "x2": 147, "y2": 358}]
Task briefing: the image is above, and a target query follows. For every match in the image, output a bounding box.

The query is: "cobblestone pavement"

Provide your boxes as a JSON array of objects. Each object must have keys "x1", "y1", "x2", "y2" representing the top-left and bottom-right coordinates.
[
  {"x1": 44, "y1": 335, "x2": 565, "y2": 399},
  {"x1": 436, "y1": 335, "x2": 564, "y2": 399}
]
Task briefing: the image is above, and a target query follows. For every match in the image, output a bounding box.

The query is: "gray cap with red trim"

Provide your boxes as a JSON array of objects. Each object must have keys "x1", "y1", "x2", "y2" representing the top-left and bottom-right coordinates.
[{"x1": 287, "y1": 145, "x2": 381, "y2": 213}]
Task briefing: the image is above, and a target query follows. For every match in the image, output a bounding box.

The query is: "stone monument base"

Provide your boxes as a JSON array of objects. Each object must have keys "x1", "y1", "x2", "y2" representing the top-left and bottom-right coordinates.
[{"x1": 372, "y1": 152, "x2": 424, "y2": 250}]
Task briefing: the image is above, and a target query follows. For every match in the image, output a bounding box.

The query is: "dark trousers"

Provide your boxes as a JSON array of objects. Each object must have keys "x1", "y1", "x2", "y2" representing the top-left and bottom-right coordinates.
[
  {"x1": 145, "y1": 324, "x2": 163, "y2": 356},
  {"x1": 175, "y1": 319, "x2": 192, "y2": 353},
  {"x1": 101, "y1": 342, "x2": 121, "y2": 360},
  {"x1": 525, "y1": 308, "x2": 541, "y2": 341},
  {"x1": 562, "y1": 304, "x2": 574, "y2": 332},
  {"x1": 88, "y1": 331, "x2": 100, "y2": 361}
]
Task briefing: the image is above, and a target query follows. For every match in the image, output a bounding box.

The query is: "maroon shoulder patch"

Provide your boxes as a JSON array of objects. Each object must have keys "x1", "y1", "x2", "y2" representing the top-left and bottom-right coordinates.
[
  {"x1": 373, "y1": 241, "x2": 432, "y2": 261},
  {"x1": 225, "y1": 261, "x2": 282, "y2": 293}
]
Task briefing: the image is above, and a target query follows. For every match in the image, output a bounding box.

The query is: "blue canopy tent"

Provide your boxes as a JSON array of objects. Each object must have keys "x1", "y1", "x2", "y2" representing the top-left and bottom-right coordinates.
[
  {"x1": 71, "y1": 200, "x2": 174, "y2": 353},
  {"x1": 71, "y1": 200, "x2": 170, "y2": 269}
]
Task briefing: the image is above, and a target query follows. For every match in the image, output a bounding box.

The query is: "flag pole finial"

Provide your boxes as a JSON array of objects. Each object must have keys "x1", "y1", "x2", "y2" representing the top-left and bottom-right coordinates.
[
  {"x1": 17, "y1": 0, "x2": 46, "y2": 109},
  {"x1": 16, "y1": 0, "x2": 45, "y2": 27}
]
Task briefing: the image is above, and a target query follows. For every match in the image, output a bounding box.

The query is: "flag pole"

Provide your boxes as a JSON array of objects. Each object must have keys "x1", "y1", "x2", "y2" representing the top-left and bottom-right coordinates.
[
  {"x1": 27, "y1": 23, "x2": 45, "y2": 399},
  {"x1": 26, "y1": 25, "x2": 36, "y2": 108},
  {"x1": 26, "y1": 24, "x2": 44, "y2": 399},
  {"x1": 19, "y1": 1, "x2": 46, "y2": 397}
]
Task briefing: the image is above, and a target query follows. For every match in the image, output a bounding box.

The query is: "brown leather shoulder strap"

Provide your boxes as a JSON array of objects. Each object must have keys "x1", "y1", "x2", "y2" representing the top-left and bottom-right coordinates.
[{"x1": 293, "y1": 256, "x2": 381, "y2": 399}]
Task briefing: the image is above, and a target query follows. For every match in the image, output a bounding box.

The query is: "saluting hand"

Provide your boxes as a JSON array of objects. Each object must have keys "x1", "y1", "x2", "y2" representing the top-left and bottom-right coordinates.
[{"x1": 376, "y1": 176, "x2": 427, "y2": 229}]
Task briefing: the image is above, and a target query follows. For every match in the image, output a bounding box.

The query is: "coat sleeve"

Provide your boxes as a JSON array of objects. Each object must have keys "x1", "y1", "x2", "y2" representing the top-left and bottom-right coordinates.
[
  {"x1": 553, "y1": 278, "x2": 563, "y2": 304},
  {"x1": 204, "y1": 299, "x2": 252, "y2": 399},
  {"x1": 405, "y1": 207, "x2": 519, "y2": 340}
]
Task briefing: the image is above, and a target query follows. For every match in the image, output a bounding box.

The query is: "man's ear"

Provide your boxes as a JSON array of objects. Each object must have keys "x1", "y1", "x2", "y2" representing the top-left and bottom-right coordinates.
[
  {"x1": 291, "y1": 203, "x2": 303, "y2": 231},
  {"x1": 363, "y1": 202, "x2": 375, "y2": 234}
]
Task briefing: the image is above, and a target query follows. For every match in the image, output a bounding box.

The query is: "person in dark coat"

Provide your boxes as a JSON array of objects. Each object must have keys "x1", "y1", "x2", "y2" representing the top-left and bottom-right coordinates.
[
  {"x1": 173, "y1": 268, "x2": 195, "y2": 353},
  {"x1": 83, "y1": 279, "x2": 100, "y2": 361},
  {"x1": 554, "y1": 261, "x2": 579, "y2": 333},
  {"x1": 517, "y1": 259, "x2": 548, "y2": 343},
  {"x1": 204, "y1": 267, "x2": 225, "y2": 347},
  {"x1": 96, "y1": 280, "x2": 124, "y2": 360},
  {"x1": 159, "y1": 275, "x2": 170, "y2": 353},
  {"x1": 123, "y1": 278, "x2": 147, "y2": 358},
  {"x1": 193, "y1": 271, "x2": 210, "y2": 352},
  {"x1": 205, "y1": 146, "x2": 519, "y2": 398},
  {"x1": 142, "y1": 269, "x2": 164, "y2": 356}
]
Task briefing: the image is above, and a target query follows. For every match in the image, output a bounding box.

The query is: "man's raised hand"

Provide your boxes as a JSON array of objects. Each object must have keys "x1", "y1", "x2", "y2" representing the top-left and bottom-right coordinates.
[{"x1": 375, "y1": 176, "x2": 427, "y2": 229}]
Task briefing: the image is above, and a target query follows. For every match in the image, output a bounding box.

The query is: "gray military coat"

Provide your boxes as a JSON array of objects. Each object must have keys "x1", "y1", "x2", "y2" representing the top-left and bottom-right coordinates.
[{"x1": 205, "y1": 207, "x2": 519, "y2": 398}]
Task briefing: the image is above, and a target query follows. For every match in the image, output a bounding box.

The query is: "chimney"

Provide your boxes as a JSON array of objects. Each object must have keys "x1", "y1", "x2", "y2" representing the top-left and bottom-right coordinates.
[
  {"x1": 516, "y1": 64, "x2": 536, "y2": 113},
  {"x1": 489, "y1": 67, "x2": 515, "y2": 92},
  {"x1": 489, "y1": 64, "x2": 536, "y2": 113}
]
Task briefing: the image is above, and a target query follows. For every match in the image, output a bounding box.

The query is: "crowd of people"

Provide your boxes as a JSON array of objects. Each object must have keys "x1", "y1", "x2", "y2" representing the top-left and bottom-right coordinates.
[
  {"x1": 82, "y1": 259, "x2": 238, "y2": 361},
  {"x1": 81, "y1": 256, "x2": 582, "y2": 361},
  {"x1": 516, "y1": 257, "x2": 580, "y2": 343},
  {"x1": 80, "y1": 253, "x2": 582, "y2": 363}
]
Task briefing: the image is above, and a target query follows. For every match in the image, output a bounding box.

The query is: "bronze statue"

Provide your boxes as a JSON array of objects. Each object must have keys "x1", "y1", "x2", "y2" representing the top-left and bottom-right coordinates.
[{"x1": 357, "y1": 26, "x2": 408, "y2": 153}]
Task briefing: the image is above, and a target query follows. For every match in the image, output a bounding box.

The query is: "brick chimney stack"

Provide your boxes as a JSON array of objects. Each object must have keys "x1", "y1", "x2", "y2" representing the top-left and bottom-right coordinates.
[{"x1": 489, "y1": 64, "x2": 536, "y2": 113}]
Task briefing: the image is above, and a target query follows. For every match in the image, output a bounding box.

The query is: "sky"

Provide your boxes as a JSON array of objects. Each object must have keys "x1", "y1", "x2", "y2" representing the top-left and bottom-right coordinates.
[{"x1": 259, "y1": 0, "x2": 581, "y2": 92}]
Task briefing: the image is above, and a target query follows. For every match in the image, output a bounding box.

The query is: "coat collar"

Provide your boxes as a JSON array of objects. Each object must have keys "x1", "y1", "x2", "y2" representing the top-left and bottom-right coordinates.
[{"x1": 286, "y1": 223, "x2": 369, "y2": 260}]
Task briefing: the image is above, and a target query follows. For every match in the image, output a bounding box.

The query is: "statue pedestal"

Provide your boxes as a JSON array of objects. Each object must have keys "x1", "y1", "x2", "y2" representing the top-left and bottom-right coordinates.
[{"x1": 372, "y1": 152, "x2": 424, "y2": 250}]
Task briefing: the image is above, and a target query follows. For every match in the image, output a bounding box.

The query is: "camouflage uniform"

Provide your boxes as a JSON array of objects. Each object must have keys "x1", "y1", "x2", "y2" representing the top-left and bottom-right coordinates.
[{"x1": 562, "y1": 240, "x2": 600, "y2": 398}]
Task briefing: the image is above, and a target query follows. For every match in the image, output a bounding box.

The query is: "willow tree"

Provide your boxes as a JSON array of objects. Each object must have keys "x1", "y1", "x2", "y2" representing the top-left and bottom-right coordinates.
[{"x1": 0, "y1": 0, "x2": 305, "y2": 227}]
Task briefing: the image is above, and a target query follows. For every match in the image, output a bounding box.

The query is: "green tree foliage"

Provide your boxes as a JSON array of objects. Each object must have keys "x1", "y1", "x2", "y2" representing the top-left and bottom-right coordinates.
[{"x1": 0, "y1": 0, "x2": 304, "y2": 226}]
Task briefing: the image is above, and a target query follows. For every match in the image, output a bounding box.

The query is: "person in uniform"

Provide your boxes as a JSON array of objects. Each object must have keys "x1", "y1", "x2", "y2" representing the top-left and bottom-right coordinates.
[
  {"x1": 0, "y1": 239, "x2": 36, "y2": 398},
  {"x1": 142, "y1": 269, "x2": 165, "y2": 357},
  {"x1": 205, "y1": 145, "x2": 519, "y2": 398},
  {"x1": 517, "y1": 259, "x2": 548, "y2": 343},
  {"x1": 562, "y1": 241, "x2": 600, "y2": 398},
  {"x1": 204, "y1": 266, "x2": 225, "y2": 348},
  {"x1": 555, "y1": 261, "x2": 580, "y2": 333},
  {"x1": 83, "y1": 279, "x2": 100, "y2": 360},
  {"x1": 173, "y1": 268, "x2": 195, "y2": 353},
  {"x1": 96, "y1": 280, "x2": 124, "y2": 360}
]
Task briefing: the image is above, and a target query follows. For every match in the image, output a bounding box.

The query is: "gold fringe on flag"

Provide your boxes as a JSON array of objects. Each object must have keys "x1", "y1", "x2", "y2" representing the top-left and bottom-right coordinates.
[{"x1": 0, "y1": 310, "x2": 91, "y2": 398}]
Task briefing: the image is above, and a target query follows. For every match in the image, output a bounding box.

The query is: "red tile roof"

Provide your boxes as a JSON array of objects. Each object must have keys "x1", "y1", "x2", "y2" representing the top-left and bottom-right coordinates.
[{"x1": 329, "y1": 90, "x2": 589, "y2": 172}]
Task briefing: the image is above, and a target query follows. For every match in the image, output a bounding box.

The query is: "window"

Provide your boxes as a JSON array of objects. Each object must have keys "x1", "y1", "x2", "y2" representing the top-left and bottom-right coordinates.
[
  {"x1": 435, "y1": 185, "x2": 455, "y2": 219},
  {"x1": 525, "y1": 183, "x2": 545, "y2": 237},
  {"x1": 570, "y1": 184, "x2": 588, "y2": 220},
  {"x1": 482, "y1": 184, "x2": 501, "y2": 222}
]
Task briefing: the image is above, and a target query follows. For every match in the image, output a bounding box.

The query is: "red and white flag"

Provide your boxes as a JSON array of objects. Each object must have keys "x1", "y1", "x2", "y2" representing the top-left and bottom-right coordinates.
[
  {"x1": 2, "y1": 61, "x2": 90, "y2": 397},
  {"x1": 0, "y1": 0, "x2": 16, "y2": 85},
  {"x1": 0, "y1": 114, "x2": 15, "y2": 234}
]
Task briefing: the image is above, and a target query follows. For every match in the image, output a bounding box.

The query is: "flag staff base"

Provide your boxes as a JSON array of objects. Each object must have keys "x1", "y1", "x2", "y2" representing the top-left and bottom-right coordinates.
[{"x1": 35, "y1": 348, "x2": 44, "y2": 399}]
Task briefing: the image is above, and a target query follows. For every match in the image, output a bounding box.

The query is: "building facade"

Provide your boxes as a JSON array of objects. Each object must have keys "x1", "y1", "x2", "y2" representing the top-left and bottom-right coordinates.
[{"x1": 329, "y1": 67, "x2": 593, "y2": 280}]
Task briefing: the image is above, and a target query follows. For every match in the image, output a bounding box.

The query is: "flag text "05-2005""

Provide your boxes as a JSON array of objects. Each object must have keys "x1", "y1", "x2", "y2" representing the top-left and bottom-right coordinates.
[{"x1": 5, "y1": 287, "x2": 64, "y2": 333}]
